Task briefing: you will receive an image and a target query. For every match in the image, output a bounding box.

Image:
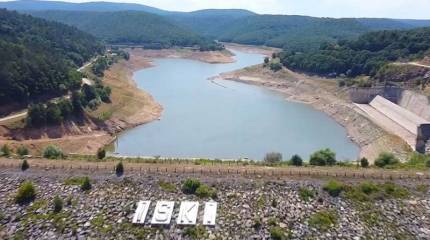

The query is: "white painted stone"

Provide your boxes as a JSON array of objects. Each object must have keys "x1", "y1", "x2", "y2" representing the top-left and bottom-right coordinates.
[
  {"x1": 177, "y1": 201, "x2": 199, "y2": 225},
  {"x1": 203, "y1": 201, "x2": 218, "y2": 226},
  {"x1": 151, "y1": 201, "x2": 175, "y2": 225},
  {"x1": 132, "y1": 201, "x2": 151, "y2": 224}
]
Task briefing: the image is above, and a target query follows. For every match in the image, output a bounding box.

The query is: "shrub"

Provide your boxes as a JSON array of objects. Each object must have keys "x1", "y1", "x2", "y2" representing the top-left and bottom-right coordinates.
[
  {"x1": 309, "y1": 149, "x2": 336, "y2": 166},
  {"x1": 308, "y1": 210, "x2": 337, "y2": 231},
  {"x1": 253, "y1": 217, "x2": 262, "y2": 230},
  {"x1": 53, "y1": 195, "x2": 63, "y2": 213},
  {"x1": 299, "y1": 187, "x2": 315, "y2": 202},
  {"x1": 290, "y1": 154, "x2": 303, "y2": 166},
  {"x1": 269, "y1": 227, "x2": 287, "y2": 240},
  {"x1": 182, "y1": 179, "x2": 201, "y2": 194},
  {"x1": 43, "y1": 145, "x2": 64, "y2": 159},
  {"x1": 97, "y1": 148, "x2": 106, "y2": 159},
  {"x1": 21, "y1": 159, "x2": 29, "y2": 171},
  {"x1": 374, "y1": 152, "x2": 399, "y2": 168},
  {"x1": 115, "y1": 161, "x2": 124, "y2": 176},
  {"x1": 158, "y1": 181, "x2": 176, "y2": 192},
  {"x1": 426, "y1": 160, "x2": 430, "y2": 168},
  {"x1": 381, "y1": 182, "x2": 409, "y2": 198},
  {"x1": 264, "y1": 152, "x2": 282, "y2": 165},
  {"x1": 15, "y1": 181, "x2": 36, "y2": 205},
  {"x1": 360, "y1": 157, "x2": 369, "y2": 168},
  {"x1": 1, "y1": 144, "x2": 11, "y2": 157},
  {"x1": 323, "y1": 180, "x2": 344, "y2": 197},
  {"x1": 195, "y1": 184, "x2": 216, "y2": 199},
  {"x1": 81, "y1": 177, "x2": 92, "y2": 191},
  {"x1": 17, "y1": 145, "x2": 29, "y2": 157}
]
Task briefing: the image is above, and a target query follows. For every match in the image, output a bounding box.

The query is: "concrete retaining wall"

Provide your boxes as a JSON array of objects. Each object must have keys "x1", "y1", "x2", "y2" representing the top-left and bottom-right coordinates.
[
  {"x1": 398, "y1": 90, "x2": 430, "y2": 121},
  {"x1": 349, "y1": 86, "x2": 403, "y2": 104}
]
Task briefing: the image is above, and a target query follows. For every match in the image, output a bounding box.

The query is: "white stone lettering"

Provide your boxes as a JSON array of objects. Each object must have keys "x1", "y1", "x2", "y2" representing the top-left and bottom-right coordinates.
[
  {"x1": 151, "y1": 201, "x2": 175, "y2": 225},
  {"x1": 177, "y1": 201, "x2": 199, "y2": 225},
  {"x1": 203, "y1": 201, "x2": 218, "y2": 226},
  {"x1": 132, "y1": 201, "x2": 151, "y2": 224}
]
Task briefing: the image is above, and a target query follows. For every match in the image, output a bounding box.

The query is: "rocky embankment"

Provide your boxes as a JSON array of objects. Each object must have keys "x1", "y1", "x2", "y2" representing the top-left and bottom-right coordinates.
[{"x1": 0, "y1": 169, "x2": 429, "y2": 239}]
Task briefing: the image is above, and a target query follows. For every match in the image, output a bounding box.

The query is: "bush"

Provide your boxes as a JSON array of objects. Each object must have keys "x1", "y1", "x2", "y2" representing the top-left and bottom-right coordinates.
[
  {"x1": 1, "y1": 144, "x2": 11, "y2": 157},
  {"x1": 360, "y1": 157, "x2": 369, "y2": 168},
  {"x1": 290, "y1": 154, "x2": 303, "y2": 166},
  {"x1": 374, "y1": 152, "x2": 399, "y2": 168},
  {"x1": 81, "y1": 177, "x2": 92, "y2": 191},
  {"x1": 195, "y1": 184, "x2": 216, "y2": 199},
  {"x1": 43, "y1": 145, "x2": 64, "y2": 159},
  {"x1": 115, "y1": 161, "x2": 124, "y2": 176},
  {"x1": 269, "y1": 227, "x2": 287, "y2": 240},
  {"x1": 97, "y1": 148, "x2": 106, "y2": 159},
  {"x1": 308, "y1": 210, "x2": 337, "y2": 231},
  {"x1": 264, "y1": 152, "x2": 282, "y2": 165},
  {"x1": 182, "y1": 179, "x2": 201, "y2": 194},
  {"x1": 21, "y1": 159, "x2": 29, "y2": 171},
  {"x1": 309, "y1": 149, "x2": 336, "y2": 166},
  {"x1": 426, "y1": 160, "x2": 430, "y2": 168},
  {"x1": 299, "y1": 187, "x2": 315, "y2": 202},
  {"x1": 323, "y1": 180, "x2": 344, "y2": 197},
  {"x1": 17, "y1": 145, "x2": 29, "y2": 157},
  {"x1": 15, "y1": 181, "x2": 36, "y2": 205},
  {"x1": 53, "y1": 195, "x2": 63, "y2": 213}
]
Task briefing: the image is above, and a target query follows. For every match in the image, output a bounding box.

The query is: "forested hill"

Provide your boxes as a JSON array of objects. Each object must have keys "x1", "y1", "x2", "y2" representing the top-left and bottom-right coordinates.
[
  {"x1": 0, "y1": 9, "x2": 104, "y2": 105},
  {"x1": 28, "y1": 10, "x2": 222, "y2": 50},
  {"x1": 279, "y1": 27, "x2": 430, "y2": 77}
]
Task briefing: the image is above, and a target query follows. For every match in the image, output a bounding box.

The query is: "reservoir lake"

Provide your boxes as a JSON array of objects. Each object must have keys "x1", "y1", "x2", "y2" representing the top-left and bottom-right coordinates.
[{"x1": 113, "y1": 50, "x2": 360, "y2": 161}]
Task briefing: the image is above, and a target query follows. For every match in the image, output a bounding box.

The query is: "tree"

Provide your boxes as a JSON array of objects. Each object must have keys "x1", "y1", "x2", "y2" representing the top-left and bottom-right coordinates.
[
  {"x1": 97, "y1": 148, "x2": 106, "y2": 159},
  {"x1": 270, "y1": 62, "x2": 283, "y2": 72},
  {"x1": 264, "y1": 57, "x2": 270, "y2": 65},
  {"x1": 53, "y1": 195, "x2": 63, "y2": 213},
  {"x1": 374, "y1": 152, "x2": 399, "y2": 168},
  {"x1": 21, "y1": 159, "x2": 29, "y2": 171},
  {"x1": 264, "y1": 152, "x2": 283, "y2": 165},
  {"x1": 15, "y1": 181, "x2": 36, "y2": 205},
  {"x1": 43, "y1": 145, "x2": 64, "y2": 159},
  {"x1": 71, "y1": 91, "x2": 84, "y2": 114},
  {"x1": 115, "y1": 161, "x2": 124, "y2": 176},
  {"x1": 27, "y1": 103, "x2": 47, "y2": 127},
  {"x1": 81, "y1": 177, "x2": 92, "y2": 191},
  {"x1": 46, "y1": 102, "x2": 63, "y2": 125},
  {"x1": 360, "y1": 157, "x2": 369, "y2": 168},
  {"x1": 309, "y1": 149, "x2": 336, "y2": 166},
  {"x1": 290, "y1": 155, "x2": 303, "y2": 166}
]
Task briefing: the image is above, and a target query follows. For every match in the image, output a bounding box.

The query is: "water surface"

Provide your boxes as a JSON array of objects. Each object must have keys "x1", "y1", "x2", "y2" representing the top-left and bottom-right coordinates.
[{"x1": 113, "y1": 50, "x2": 359, "y2": 160}]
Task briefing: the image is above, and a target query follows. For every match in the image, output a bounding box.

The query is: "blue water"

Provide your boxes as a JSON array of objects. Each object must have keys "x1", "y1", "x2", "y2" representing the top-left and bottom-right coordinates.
[{"x1": 113, "y1": 50, "x2": 359, "y2": 161}]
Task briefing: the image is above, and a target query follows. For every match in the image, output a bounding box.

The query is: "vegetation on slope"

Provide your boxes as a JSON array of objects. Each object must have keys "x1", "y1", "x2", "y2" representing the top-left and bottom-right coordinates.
[
  {"x1": 29, "y1": 10, "x2": 224, "y2": 50},
  {"x1": 279, "y1": 27, "x2": 430, "y2": 78},
  {"x1": 0, "y1": 9, "x2": 104, "y2": 105}
]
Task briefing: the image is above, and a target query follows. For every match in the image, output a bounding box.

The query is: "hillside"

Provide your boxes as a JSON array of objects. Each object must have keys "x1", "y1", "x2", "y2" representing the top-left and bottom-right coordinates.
[
  {"x1": 0, "y1": 9, "x2": 103, "y2": 107},
  {"x1": 279, "y1": 27, "x2": 430, "y2": 78},
  {"x1": 0, "y1": 0, "x2": 170, "y2": 15},
  {"x1": 28, "y1": 10, "x2": 221, "y2": 49}
]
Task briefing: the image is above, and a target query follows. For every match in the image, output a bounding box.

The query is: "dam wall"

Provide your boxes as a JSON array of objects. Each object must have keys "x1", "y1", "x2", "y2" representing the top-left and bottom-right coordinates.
[
  {"x1": 349, "y1": 86, "x2": 403, "y2": 104},
  {"x1": 397, "y1": 90, "x2": 430, "y2": 121}
]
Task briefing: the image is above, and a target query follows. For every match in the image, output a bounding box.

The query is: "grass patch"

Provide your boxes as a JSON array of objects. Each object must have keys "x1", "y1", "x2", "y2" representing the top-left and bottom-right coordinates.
[
  {"x1": 308, "y1": 210, "x2": 337, "y2": 231},
  {"x1": 257, "y1": 195, "x2": 266, "y2": 209},
  {"x1": 158, "y1": 181, "x2": 176, "y2": 193},
  {"x1": 416, "y1": 184, "x2": 429, "y2": 193},
  {"x1": 183, "y1": 225, "x2": 208, "y2": 240},
  {"x1": 64, "y1": 177, "x2": 87, "y2": 186},
  {"x1": 298, "y1": 187, "x2": 316, "y2": 202},
  {"x1": 345, "y1": 182, "x2": 409, "y2": 202},
  {"x1": 270, "y1": 226, "x2": 289, "y2": 240}
]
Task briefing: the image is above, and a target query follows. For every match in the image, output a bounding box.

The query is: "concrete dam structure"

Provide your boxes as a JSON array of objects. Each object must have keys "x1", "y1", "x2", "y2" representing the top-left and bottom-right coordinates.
[{"x1": 351, "y1": 87, "x2": 430, "y2": 153}]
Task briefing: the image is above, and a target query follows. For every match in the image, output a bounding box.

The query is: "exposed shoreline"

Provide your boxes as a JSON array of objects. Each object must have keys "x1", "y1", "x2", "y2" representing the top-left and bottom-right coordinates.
[{"x1": 215, "y1": 65, "x2": 411, "y2": 162}]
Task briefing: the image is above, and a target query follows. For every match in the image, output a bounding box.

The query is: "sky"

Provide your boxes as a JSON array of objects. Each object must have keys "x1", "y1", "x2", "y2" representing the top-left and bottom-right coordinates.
[{"x1": 7, "y1": 0, "x2": 430, "y2": 19}]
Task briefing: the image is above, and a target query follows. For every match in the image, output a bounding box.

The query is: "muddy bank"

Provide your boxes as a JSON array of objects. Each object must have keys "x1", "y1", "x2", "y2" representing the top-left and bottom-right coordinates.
[{"x1": 216, "y1": 65, "x2": 411, "y2": 162}]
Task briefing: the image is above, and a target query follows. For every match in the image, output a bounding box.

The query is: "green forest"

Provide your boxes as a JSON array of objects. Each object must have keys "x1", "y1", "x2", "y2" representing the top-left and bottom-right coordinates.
[
  {"x1": 0, "y1": 9, "x2": 104, "y2": 105},
  {"x1": 29, "y1": 10, "x2": 224, "y2": 50},
  {"x1": 279, "y1": 27, "x2": 430, "y2": 77}
]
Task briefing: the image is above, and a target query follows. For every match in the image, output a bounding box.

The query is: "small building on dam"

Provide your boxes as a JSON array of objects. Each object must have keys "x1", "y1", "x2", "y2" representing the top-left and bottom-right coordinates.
[{"x1": 350, "y1": 86, "x2": 430, "y2": 153}]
